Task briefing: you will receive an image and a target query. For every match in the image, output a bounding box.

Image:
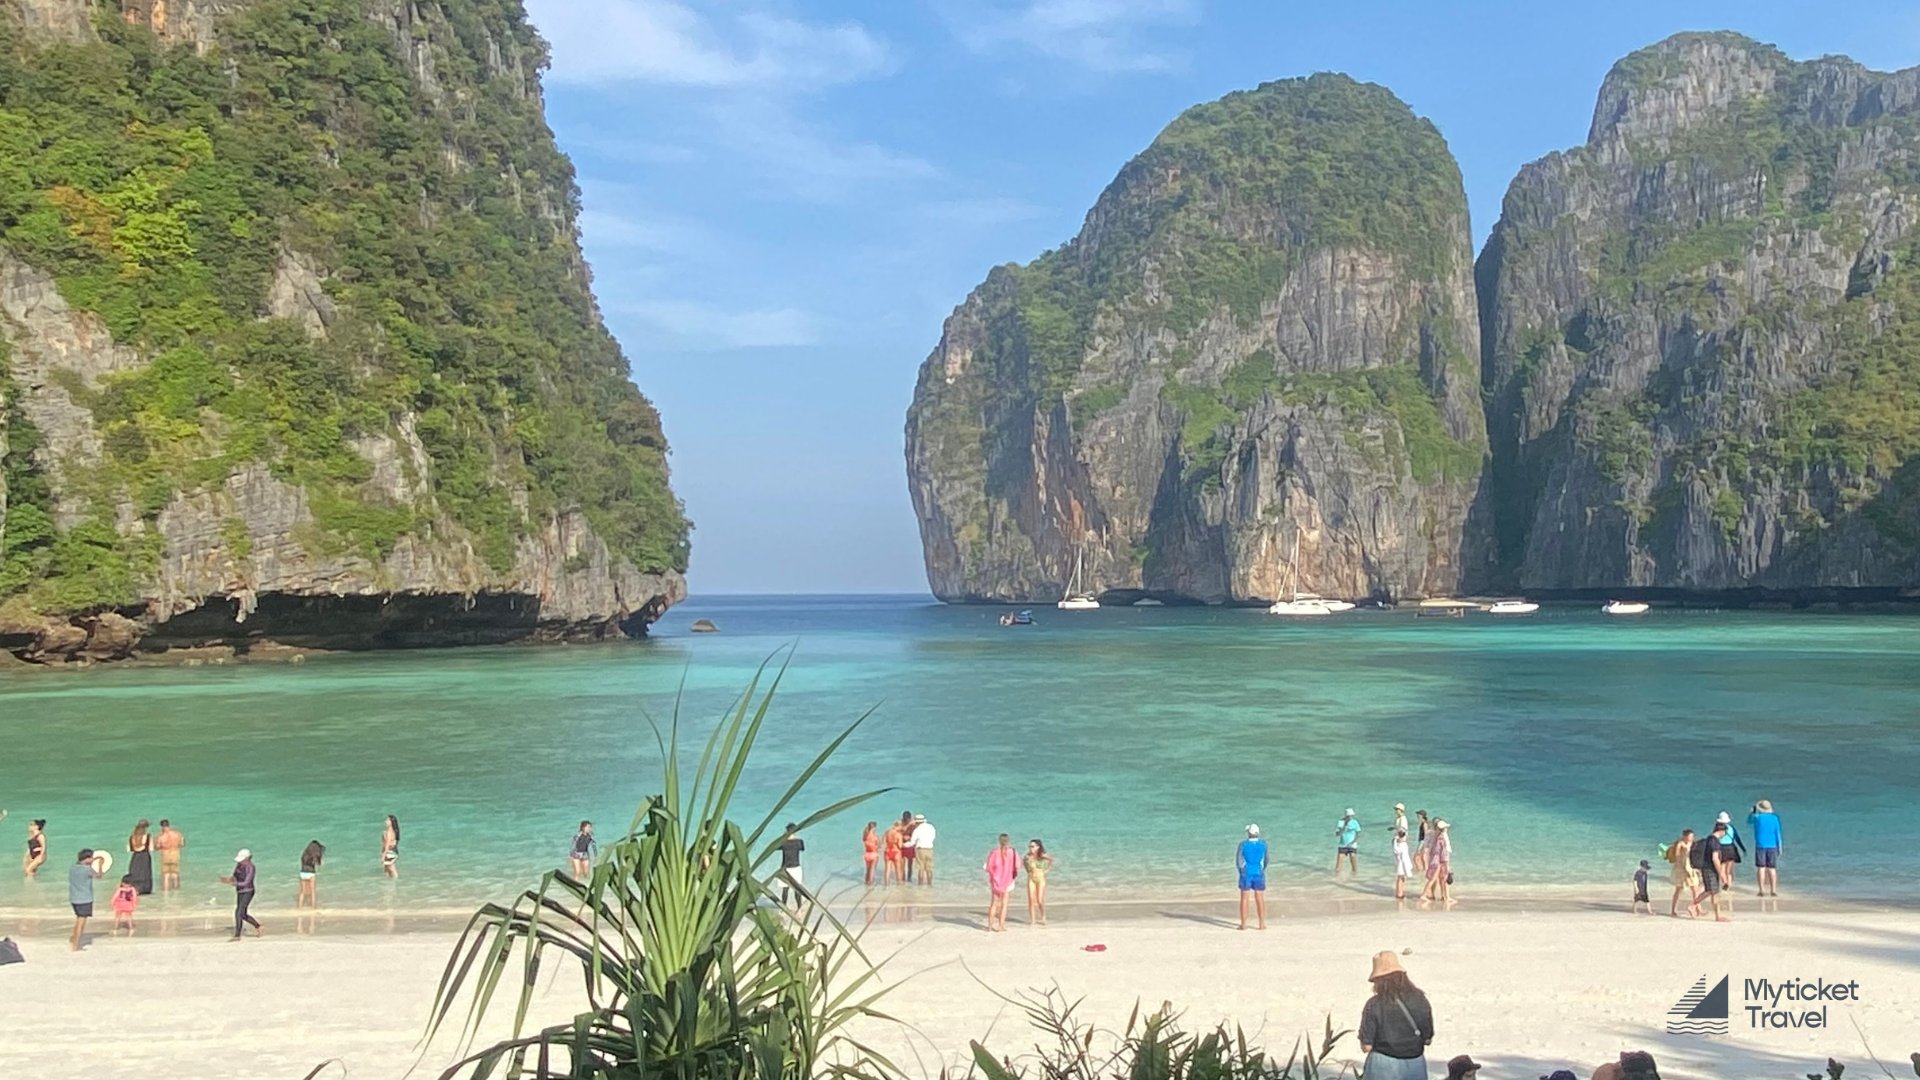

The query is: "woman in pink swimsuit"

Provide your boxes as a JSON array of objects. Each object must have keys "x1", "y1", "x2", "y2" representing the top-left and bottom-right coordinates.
[{"x1": 983, "y1": 833, "x2": 1019, "y2": 932}]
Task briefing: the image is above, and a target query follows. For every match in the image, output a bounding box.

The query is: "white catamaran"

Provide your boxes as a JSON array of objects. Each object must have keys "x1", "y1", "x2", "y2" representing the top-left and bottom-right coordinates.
[{"x1": 1268, "y1": 533, "x2": 1348, "y2": 616}]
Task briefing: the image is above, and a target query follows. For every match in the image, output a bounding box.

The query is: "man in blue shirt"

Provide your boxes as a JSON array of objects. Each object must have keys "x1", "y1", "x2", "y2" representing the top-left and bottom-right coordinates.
[
  {"x1": 1748, "y1": 799, "x2": 1784, "y2": 897},
  {"x1": 1236, "y1": 824, "x2": 1267, "y2": 930},
  {"x1": 1334, "y1": 809, "x2": 1362, "y2": 877},
  {"x1": 68, "y1": 849, "x2": 99, "y2": 952}
]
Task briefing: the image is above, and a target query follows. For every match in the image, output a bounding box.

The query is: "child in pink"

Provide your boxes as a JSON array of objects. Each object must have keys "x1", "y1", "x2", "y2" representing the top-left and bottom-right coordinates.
[{"x1": 111, "y1": 874, "x2": 139, "y2": 936}]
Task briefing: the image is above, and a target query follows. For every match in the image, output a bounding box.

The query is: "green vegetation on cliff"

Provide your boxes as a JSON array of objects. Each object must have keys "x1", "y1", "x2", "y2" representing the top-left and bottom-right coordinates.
[{"x1": 0, "y1": 1, "x2": 688, "y2": 612}]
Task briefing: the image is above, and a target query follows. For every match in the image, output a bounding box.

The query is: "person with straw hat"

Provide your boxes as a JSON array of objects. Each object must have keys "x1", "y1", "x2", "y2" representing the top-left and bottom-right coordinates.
[
  {"x1": 1747, "y1": 799, "x2": 1782, "y2": 897},
  {"x1": 1358, "y1": 950, "x2": 1433, "y2": 1080}
]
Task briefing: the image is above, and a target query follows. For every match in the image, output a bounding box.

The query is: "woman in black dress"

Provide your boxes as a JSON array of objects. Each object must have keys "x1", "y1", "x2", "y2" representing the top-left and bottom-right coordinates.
[{"x1": 127, "y1": 819, "x2": 155, "y2": 895}]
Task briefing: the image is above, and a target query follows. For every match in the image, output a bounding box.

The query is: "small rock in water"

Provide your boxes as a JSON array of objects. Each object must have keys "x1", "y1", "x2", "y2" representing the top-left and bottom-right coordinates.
[{"x1": 690, "y1": 619, "x2": 719, "y2": 633}]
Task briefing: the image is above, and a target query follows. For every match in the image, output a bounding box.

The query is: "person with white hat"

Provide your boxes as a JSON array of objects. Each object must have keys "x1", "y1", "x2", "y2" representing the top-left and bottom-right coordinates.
[
  {"x1": 218, "y1": 849, "x2": 262, "y2": 940},
  {"x1": 1714, "y1": 810, "x2": 1746, "y2": 888},
  {"x1": 1358, "y1": 950, "x2": 1433, "y2": 1079},
  {"x1": 1333, "y1": 809, "x2": 1362, "y2": 878},
  {"x1": 1236, "y1": 824, "x2": 1268, "y2": 930},
  {"x1": 1747, "y1": 799, "x2": 1783, "y2": 897}
]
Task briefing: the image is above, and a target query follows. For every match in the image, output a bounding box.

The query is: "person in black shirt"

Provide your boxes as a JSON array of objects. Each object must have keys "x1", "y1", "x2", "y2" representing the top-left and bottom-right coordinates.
[
  {"x1": 777, "y1": 824, "x2": 806, "y2": 908},
  {"x1": 1700, "y1": 822, "x2": 1733, "y2": 922},
  {"x1": 1359, "y1": 951, "x2": 1433, "y2": 1080}
]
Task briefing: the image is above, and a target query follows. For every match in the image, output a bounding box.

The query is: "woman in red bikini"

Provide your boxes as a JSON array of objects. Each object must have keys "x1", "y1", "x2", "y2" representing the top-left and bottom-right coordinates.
[{"x1": 861, "y1": 821, "x2": 879, "y2": 887}]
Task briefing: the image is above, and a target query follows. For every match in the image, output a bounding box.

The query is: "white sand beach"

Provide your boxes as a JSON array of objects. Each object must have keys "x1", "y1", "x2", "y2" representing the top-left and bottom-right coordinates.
[{"x1": 5, "y1": 901, "x2": 1918, "y2": 1079}]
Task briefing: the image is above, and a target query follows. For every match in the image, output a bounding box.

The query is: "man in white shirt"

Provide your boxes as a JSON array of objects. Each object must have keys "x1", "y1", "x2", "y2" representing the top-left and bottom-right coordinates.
[{"x1": 909, "y1": 814, "x2": 936, "y2": 885}]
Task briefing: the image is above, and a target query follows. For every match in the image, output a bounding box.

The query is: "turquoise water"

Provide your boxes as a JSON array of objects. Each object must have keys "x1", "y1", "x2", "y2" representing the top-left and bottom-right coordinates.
[{"x1": 2, "y1": 595, "x2": 1917, "y2": 920}]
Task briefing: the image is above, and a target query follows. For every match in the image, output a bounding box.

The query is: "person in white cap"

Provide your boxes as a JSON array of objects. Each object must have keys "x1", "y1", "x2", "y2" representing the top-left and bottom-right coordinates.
[
  {"x1": 218, "y1": 849, "x2": 262, "y2": 940},
  {"x1": 1236, "y1": 824, "x2": 1267, "y2": 930},
  {"x1": 1334, "y1": 809, "x2": 1362, "y2": 877},
  {"x1": 1714, "y1": 810, "x2": 1746, "y2": 888}
]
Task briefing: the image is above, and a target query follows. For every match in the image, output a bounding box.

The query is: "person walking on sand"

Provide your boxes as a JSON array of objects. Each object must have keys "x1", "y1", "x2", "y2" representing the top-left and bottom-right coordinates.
[
  {"x1": 1024, "y1": 839, "x2": 1053, "y2": 925},
  {"x1": 777, "y1": 823, "x2": 806, "y2": 907},
  {"x1": 1698, "y1": 821, "x2": 1733, "y2": 922},
  {"x1": 882, "y1": 817, "x2": 905, "y2": 885},
  {"x1": 1236, "y1": 824, "x2": 1268, "y2": 930},
  {"x1": 861, "y1": 821, "x2": 879, "y2": 887},
  {"x1": 1665, "y1": 828, "x2": 1701, "y2": 918},
  {"x1": 910, "y1": 814, "x2": 936, "y2": 885},
  {"x1": 1631, "y1": 859, "x2": 1652, "y2": 915},
  {"x1": 68, "y1": 848, "x2": 100, "y2": 951},
  {"x1": 220, "y1": 849, "x2": 262, "y2": 939},
  {"x1": 1392, "y1": 828, "x2": 1413, "y2": 900},
  {"x1": 24, "y1": 818, "x2": 46, "y2": 878},
  {"x1": 1334, "y1": 809, "x2": 1361, "y2": 877},
  {"x1": 297, "y1": 841, "x2": 326, "y2": 908},
  {"x1": 155, "y1": 819, "x2": 184, "y2": 892},
  {"x1": 984, "y1": 834, "x2": 1018, "y2": 931},
  {"x1": 126, "y1": 819, "x2": 154, "y2": 896},
  {"x1": 111, "y1": 874, "x2": 139, "y2": 936},
  {"x1": 381, "y1": 815, "x2": 400, "y2": 878},
  {"x1": 1748, "y1": 799, "x2": 1783, "y2": 897},
  {"x1": 1358, "y1": 951, "x2": 1434, "y2": 1080},
  {"x1": 569, "y1": 821, "x2": 596, "y2": 880}
]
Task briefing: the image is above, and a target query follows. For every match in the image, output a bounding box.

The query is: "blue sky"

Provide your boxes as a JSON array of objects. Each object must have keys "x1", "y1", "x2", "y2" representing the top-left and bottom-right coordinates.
[{"x1": 520, "y1": 0, "x2": 1918, "y2": 595}]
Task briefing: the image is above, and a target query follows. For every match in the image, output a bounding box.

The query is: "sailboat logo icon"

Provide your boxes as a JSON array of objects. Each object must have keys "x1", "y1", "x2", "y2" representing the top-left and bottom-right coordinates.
[{"x1": 1666, "y1": 975, "x2": 1730, "y2": 1036}]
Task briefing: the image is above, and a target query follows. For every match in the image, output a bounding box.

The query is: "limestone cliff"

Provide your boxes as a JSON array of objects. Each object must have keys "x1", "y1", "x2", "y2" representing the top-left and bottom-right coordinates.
[
  {"x1": 0, "y1": 0, "x2": 688, "y2": 661},
  {"x1": 905, "y1": 74, "x2": 1485, "y2": 604},
  {"x1": 1475, "y1": 32, "x2": 1920, "y2": 592}
]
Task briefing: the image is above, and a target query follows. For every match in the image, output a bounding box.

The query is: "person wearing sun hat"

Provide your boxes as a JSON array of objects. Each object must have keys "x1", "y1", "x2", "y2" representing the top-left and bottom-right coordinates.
[
  {"x1": 1358, "y1": 950, "x2": 1433, "y2": 1080},
  {"x1": 1236, "y1": 824, "x2": 1268, "y2": 930},
  {"x1": 218, "y1": 849, "x2": 262, "y2": 941},
  {"x1": 1747, "y1": 798, "x2": 1783, "y2": 896},
  {"x1": 1333, "y1": 808, "x2": 1362, "y2": 877},
  {"x1": 1392, "y1": 802, "x2": 1409, "y2": 837},
  {"x1": 1447, "y1": 1054, "x2": 1484, "y2": 1079}
]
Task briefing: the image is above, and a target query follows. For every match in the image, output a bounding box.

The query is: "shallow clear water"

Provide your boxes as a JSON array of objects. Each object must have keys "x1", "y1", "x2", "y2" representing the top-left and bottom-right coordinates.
[{"x1": 2, "y1": 596, "x2": 1916, "y2": 918}]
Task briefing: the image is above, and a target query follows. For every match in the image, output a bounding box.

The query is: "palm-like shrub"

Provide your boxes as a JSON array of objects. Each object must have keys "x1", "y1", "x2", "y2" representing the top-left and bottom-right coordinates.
[{"x1": 423, "y1": 661, "x2": 896, "y2": 1079}]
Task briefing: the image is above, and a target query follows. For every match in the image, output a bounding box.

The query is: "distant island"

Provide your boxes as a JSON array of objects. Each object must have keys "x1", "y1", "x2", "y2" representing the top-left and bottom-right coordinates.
[
  {"x1": 906, "y1": 32, "x2": 1920, "y2": 606},
  {"x1": 0, "y1": 0, "x2": 689, "y2": 663}
]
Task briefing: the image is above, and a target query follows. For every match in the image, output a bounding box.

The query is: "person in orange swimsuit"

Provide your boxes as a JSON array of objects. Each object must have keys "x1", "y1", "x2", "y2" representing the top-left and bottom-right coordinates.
[
  {"x1": 882, "y1": 819, "x2": 904, "y2": 885},
  {"x1": 861, "y1": 822, "x2": 879, "y2": 887}
]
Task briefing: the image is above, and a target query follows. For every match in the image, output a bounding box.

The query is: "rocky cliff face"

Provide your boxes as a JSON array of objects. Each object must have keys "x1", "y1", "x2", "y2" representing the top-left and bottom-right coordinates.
[
  {"x1": 0, "y1": 0, "x2": 688, "y2": 661},
  {"x1": 906, "y1": 74, "x2": 1486, "y2": 604},
  {"x1": 1475, "y1": 32, "x2": 1920, "y2": 592}
]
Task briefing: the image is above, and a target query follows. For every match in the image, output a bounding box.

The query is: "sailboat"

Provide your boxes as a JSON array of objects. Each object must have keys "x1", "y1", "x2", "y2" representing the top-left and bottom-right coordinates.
[
  {"x1": 1057, "y1": 543, "x2": 1100, "y2": 610},
  {"x1": 1268, "y1": 533, "x2": 1342, "y2": 616}
]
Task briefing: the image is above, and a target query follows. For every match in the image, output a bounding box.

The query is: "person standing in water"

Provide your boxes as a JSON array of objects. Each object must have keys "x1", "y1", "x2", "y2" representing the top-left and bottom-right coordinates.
[
  {"x1": 24, "y1": 818, "x2": 47, "y2": 877},
  {"x1": 1392, "y1": 828, "x2": 1413, "y2": 900},
  {"x1": 1421, "y1": 820, "x2": 1452, "y2": 905},
  {"x1": 898, "y1": 811, "x2": 917, "y2": 883},
  {"x1": 1024, "y1": 839, "x2": 1053, "y2": 925},
  {"x1": 1333, "y1": 809, "x2": 1362, "y2": 877},
  {"x1": 983, "y1": 834, "x2": 1018, "y2": 932},
  {"x1": 1236, "y1": 824, "x2": 1268, "y2": 931},
  {"x1": 220, "y1": 849, "x2": 262, "y2": 940},
  {"x1": 882, "y1": 816, "x2": 905, "y2": 885},
  {"x1": 1392, "y1": 803, "x2": 1409, "y2": 839},
  {"x1": 126, "y1": 819, "x2": 154, "y2": 896},
  {"x1": 111, "y1": 874, "x2": 140, "y2": 936},
  {"x1": 861, "y1": 822, "x2": 879, "y2": 887},
  {"x1": 910, "y1": 814, "x2": 936, "y2": 885},
  {"x1": 297, "y1": 841, "x2": 326, "y2": 908},
  {"x1": 381, "y1": 815, "x2": 400, "y2": 878},
  {"x1": 155, "y1": 819, "x2": 184, "y2": 892},
  {"x1": 569, "y1": 821, "x2": 596, "y2": 880},
  {"x1": 1747, "y1": 799, "x2": 1783, "y2": 897},
  {"x1": 68, "y1": 848, "x2": 99, "y2": 951},
  {"x1": 1412, "y1": 810, "x2": 1430, "y2": 874}
]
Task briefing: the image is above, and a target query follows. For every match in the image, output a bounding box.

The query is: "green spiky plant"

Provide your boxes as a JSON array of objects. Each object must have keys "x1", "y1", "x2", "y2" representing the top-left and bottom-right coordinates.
[
  {"x1": 422, "y1": 656, "x2": 900, "y2": 1080},
  {"x1": 965, "y1": 987, "x2": 1359, "y2": 1080}
]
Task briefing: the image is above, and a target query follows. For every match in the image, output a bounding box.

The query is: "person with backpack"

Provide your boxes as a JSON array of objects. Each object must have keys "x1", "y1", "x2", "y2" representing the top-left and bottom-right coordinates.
[{"x1": 1664, "y1": 829, "x2": 1701, "y2": 918}]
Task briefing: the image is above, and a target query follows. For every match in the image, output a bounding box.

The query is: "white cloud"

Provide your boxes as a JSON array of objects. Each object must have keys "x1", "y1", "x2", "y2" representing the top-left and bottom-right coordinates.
[
  {"x1": 526, "y1": 0, "x2": 892, "y2": 89},
  {"x1": 960, "y1": 0, "x2": 1199, "y2": 73},
  {"x1": 622, "y1": 299, "x2": 820, "y2": 349},
  {"x1": 706, "y1": 98, "x2": 939, "y2": 201}
]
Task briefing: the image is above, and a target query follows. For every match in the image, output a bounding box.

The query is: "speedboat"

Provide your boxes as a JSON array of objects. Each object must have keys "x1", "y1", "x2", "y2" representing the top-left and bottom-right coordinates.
[
  {"x1": 1603, "y1": 600, "x2": 1650, "y2": 615},
  {"x1": 1268, "y1": 598, "x2": 1333, "y2": 616},
  {"x1": 1486, "y1": 600, "x2": 1539, "y2": 615}
]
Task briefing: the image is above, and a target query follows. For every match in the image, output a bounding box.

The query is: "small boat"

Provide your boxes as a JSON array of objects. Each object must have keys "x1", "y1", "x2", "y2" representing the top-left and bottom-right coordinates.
[
  {"x1": 1268, "y1": 598, "x2": 1333, "y2": 617},
  {"x1": 999, "y1": 610, "x2": 1034, "y2": 626},
  {"x1": 1486, "y1": 600, "x2": 1539, "y2": 615},
  {"x1": 1416, "y1": 598, "x2": 1474, "y2": 619},
  {"x1": 1057, "y1": 543, "x2": 1099, "y2": 610},
  {"x1": 1603, "y1": 600, "x2": 1650, "y2": 615}
]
